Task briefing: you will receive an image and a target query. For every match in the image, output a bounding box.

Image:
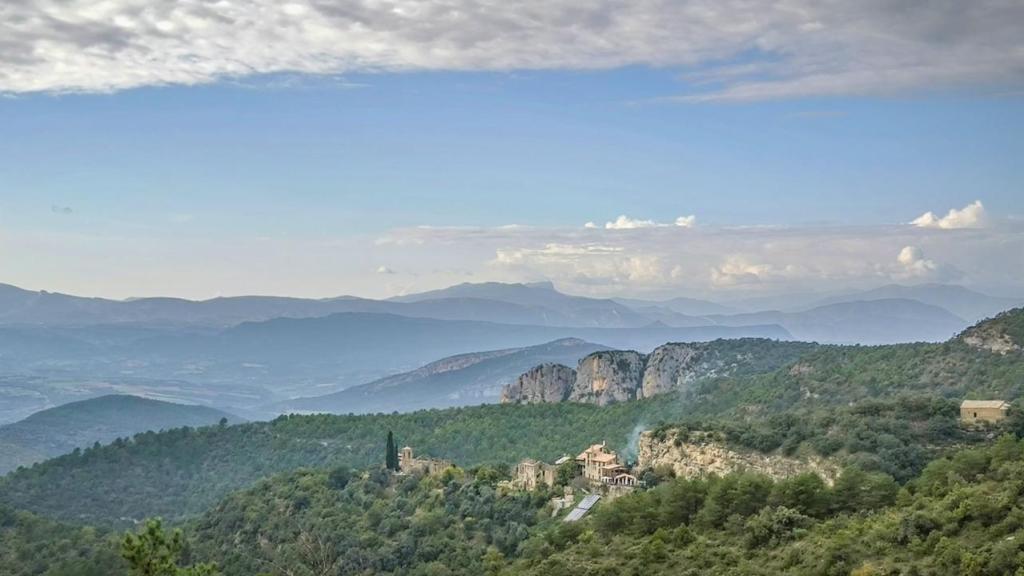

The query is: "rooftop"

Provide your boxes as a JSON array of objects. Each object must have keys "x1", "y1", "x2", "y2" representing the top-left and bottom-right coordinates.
[{"x1": 961, "y1": 400, "x2": 1010, "y2": 409}]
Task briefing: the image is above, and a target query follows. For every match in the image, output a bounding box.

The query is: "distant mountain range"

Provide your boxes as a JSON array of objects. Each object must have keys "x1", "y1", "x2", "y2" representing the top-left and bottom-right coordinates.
[
  {"x1": 0, "y1": 281, "x2": 668, "y2": 328},
  {"x1": 0, "y1": 310, "x2": 789, "y2": 415},
  {"x1": 612, "y1": 295, "x2": 738, "y2": 317},
  {"x1": 704, "y1": 298, "x2": 969, "y2": 344},
  {"x1": 0, "y1": 280, "x2": 1018, "y2": 419},
  {"x1": 272, "y1": 338, "x2": 609, "y2": 416},
  {"x1": 0, "y1": 395, "x2": 241, "y2": 475},
  {"x1": 1, "y1": 280, "x2": 1017, "y2": 334},
  {"x1": 805, "y1": 283, "x2": 1023, "y2": 323}
]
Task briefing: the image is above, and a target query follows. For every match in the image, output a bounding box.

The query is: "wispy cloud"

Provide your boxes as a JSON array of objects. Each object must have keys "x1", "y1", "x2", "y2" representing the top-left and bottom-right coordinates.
[
  {"x1": 2, "y1": 1, "x2": 1022, "y2": 98},
  {"x1": 586, "y1": 214, "x2": 696, "y2": 230}
]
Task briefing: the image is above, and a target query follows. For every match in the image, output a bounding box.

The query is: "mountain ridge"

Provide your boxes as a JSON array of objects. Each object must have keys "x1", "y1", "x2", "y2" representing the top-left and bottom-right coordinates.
[
  {"x1": 0, "y1": 394, "x2": 241, "y2": 475},
  {"x1": 270, "y1": 338, "x2": 609, "y2": 415}
]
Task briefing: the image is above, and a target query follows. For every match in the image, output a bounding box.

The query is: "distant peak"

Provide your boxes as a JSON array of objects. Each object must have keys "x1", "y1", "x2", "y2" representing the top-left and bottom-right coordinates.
[
  {"x1": 524, "y1": 281, "x2": 556, "y2": 291},
  {"x1": 545, "y1": 337, "x2": 590, "y2": 346}
]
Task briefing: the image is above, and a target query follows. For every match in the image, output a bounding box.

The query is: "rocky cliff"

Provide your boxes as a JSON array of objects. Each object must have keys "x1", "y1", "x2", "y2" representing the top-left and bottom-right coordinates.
[
  {"x1": 502, "y1": 339, "x2": 810, "y2": 406},
  {"x1": 639, "y1": 342, "x2": 750, "y2": 399},
  {"x1": 570, "y1": 351, "x2": 645, "y2": 405},
  {"x1": 500, "y1": 363, "x2": 577, "y2": 404},
  {"x1": 637, "y1": 429, "x2": 837, "y2": 483}
]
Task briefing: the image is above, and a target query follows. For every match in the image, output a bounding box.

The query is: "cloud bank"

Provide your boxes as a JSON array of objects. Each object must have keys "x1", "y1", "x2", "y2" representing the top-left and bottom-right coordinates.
[
  {"x1": 2, "y1": 1, "x2": 1023, "y2": 97},
  {"x1": 3, "y1": 201, "x2": 1020, "y2": 300},
  {"x1": 366, "y1": 201, "x2": 1019, "y2": 298}
]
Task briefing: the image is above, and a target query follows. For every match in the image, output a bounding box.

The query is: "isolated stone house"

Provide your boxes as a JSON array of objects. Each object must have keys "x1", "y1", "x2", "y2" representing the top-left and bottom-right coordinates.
[{"x1": 960, "y1": 400, "x2": 1010, "y2": 425}]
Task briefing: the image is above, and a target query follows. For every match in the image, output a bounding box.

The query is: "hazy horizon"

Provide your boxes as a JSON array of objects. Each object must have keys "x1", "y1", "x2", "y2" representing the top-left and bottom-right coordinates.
[{"x1": 2, "y1": 276, "x2": 1023, "y2": 305}]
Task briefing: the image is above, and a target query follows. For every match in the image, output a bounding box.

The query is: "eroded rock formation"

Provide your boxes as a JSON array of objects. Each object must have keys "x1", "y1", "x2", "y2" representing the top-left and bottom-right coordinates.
[
  {"x1": 638, "y1": 429, "x2": 838, "y2": 484},
  {"x1": 502, "y1": 340, "x2": 781, "y2": 405},
  {"x1": 570, "y1": 351, "x2": 645, "y2": 405},
  {"x1": 500, "y1": 363, "x2": 576, "y2": 404}
]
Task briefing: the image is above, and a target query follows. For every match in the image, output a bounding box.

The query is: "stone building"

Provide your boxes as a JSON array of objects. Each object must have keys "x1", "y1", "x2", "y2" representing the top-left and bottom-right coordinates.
[
  {"x1": 608, "y1": 472, "x2": 639, "y2": 487},
  {"x1": 960, "y1": 400, "x2": 1010, "y2": 425},
  {"x1": 399, "y1": 446, "x2": 452, "y2": 475},
  {"x1": 514, "y1": 458, "x2": 557, "y2": 490},
  {"x1": 576, "y1": 442, "x2": 627, "y2": 483}
]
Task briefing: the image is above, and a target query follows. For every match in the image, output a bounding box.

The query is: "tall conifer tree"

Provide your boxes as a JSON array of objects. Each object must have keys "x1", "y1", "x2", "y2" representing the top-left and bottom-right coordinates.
[{"x1": 386, "y1": 430, "x2": 396, "y2": 470}]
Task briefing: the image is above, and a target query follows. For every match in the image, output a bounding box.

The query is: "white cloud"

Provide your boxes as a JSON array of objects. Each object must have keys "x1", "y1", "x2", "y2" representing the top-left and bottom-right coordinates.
[
  {"x1": 710, "y1": 255, "x2": 775, "y2": 287},
  {"x1": 2, "y1": 1, "x2": 1022, "y2": 98},
  {"x1": 896, "y1": 245, "x2": 937, "y2": 277},
  {"x1": 376, "y1": 265, "x2": 396, "y2": 274},
  {"x1": 675, "y1": 215, "x2": 696, "y2": 228},
  {"x1": 493, "y1": 243, "x2": 666, "y2": 286},
  {"x1": 911, "y1": 200, "x2": 987, "y2": 229},
  {"x1": 709, "y1": 255, "x2": 805, "y2": 287},
  {"x1": 596, "y1": 214, "x2": 696, "y2": 230},
  {"x1": 604, "y1": 215, "x2": 659, "y2": 230}
]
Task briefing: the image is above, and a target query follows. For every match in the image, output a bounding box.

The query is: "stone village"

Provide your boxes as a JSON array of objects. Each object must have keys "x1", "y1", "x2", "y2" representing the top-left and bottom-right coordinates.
[
  {"x1": 391, "y1": 398, "x2": 1010, "y2": 522},
  {"x1": 395, "y1": 440, "x2": 641, "y2": 521}
]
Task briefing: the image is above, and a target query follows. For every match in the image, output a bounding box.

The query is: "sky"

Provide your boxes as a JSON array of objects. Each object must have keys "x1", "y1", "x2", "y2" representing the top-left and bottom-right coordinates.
[{"x1": 0, "y1": 0, "x2": 1023, "y2": 300}]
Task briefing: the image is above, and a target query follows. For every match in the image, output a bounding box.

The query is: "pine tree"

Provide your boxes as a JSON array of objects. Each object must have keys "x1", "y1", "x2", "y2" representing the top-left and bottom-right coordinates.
[
  {"x1": 386, "y1": 430, "x2": 396, "y2": 471},
  {"x1": 122, "y1": 518, "x2": 220, "y2": 576}
]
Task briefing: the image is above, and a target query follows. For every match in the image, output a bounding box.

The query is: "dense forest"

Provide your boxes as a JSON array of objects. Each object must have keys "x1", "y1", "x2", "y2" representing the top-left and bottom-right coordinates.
[
  {"x1": 506, "y1": 436, "x2": 1024, "y2": 576},
  {"x1": 4, "y1": 437, "x2": 1024, "y2": 576},
  {"x1": 0, "y1": 401, "x2": 687, "y2": 526}
]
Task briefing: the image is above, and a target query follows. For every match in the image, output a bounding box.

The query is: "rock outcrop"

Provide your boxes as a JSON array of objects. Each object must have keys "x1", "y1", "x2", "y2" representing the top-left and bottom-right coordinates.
[
  {"x1": 962, "y1": 331, "x2": 1020, "y2": 354},
  {"x1": 637, "y1": 429, "x2": 838, "y2": 484},
  {"x1": 503, "y1": 339, "x2": 810, "y2": 406},
  {"x1": 570, "y1": 351, "x2": 645, "y2": 405},
  {"x1": 501, "y1": 363, "x2": 576, "y2": 404},
  {"x1": 959, "y1": 308, "x2": 1024, "y2": 355},
  {"x1": 640, "y1": 343, "x2": 737, "y2": 399}
]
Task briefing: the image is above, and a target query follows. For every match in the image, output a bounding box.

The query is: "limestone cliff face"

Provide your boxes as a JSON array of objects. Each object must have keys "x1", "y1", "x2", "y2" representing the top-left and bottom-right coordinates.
[
  {"x1": 500, "y1": 363, "x2": 576, "y2": 404},
  {"x1": 569, "y1": 351, "x2": 645, "y2": 405},
  {"x1": 506, "y1": 339, "x2": 811, "y2": 406},
  {"x1": 637, "y1": 429, "x2": 838, "y2": 484},
  {"x1": 640, "y1": 343, "x2": 737, "y2": 399},
  {"x1": 961, "y1": 324, "x2": 1021, "y2": 354}
]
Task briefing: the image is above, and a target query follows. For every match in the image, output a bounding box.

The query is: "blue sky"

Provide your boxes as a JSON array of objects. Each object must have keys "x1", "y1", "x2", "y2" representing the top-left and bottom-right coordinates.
[
  {"x1": 4, "y1": 71, "x2": 1022, "y2": 235},
  {"x1": 0, "y1": 1, "x2": 1022, "y2": 299}
]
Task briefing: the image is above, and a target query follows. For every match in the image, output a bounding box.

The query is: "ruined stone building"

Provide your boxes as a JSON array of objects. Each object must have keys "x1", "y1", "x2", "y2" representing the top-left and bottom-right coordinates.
[
  {"x1": 399, "y1": 446, "x2": 452, "y2": 475},
  {"x1": 514, "y1": 458, "x2": 556, "y2": 490},
  {"x1": 960, "y1": 400, "x2": 1010, "y2": 425},
  {"x1": 514, "y1": 455, "x2": 570, "y2": 490}
]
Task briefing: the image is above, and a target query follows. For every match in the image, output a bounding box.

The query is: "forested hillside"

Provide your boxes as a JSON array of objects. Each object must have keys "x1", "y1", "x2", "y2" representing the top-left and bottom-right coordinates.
[
  {"x1": 5, "y1": 438, "x2": 1024, "y2": 576},
  {"x1": 506, "y1": 436, "x2": 1024, "y2": 576},
  {"x1": 0, "y1": 402, "x2": 682, "y2": 526},
  {"x1": 0, "y1": 395, "x2": 241, "y2": 474},
  {"x1": 2, "y1": 310, "x2": 1022, "y2": 528}
]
